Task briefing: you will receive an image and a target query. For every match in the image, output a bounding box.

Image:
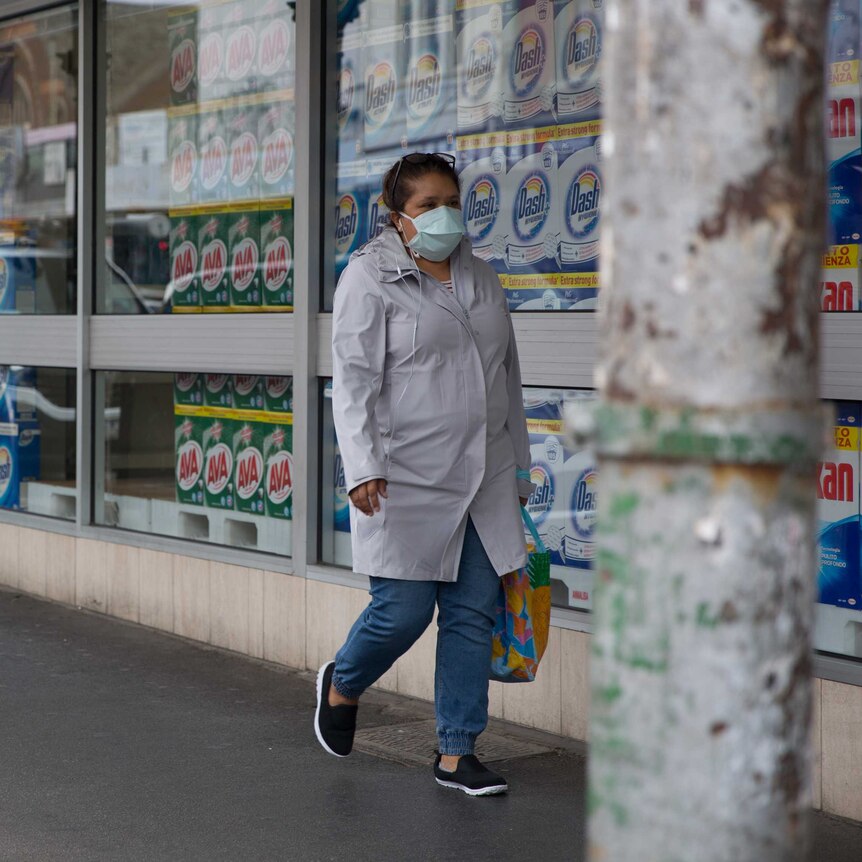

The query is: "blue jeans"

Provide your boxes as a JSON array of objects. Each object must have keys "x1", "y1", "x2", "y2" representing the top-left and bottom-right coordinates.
[{"x1": 332, "y1": 518, "x2": 500, "y2": 756}]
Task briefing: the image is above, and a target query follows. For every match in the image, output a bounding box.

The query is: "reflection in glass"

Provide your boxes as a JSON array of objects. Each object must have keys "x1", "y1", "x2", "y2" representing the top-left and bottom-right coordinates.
[
  {"x1": 104, "y1": 1, "x2": 296, "y2": 313},
  {"x1": 0, "y1": 7, "x2": 78, "y2": 314},
  {"x1": 99, "y1": 370, "x2": 294, "y2": 556},
  {"x1": 0, "y1": 366, "x2": 76, "y2": 518}
]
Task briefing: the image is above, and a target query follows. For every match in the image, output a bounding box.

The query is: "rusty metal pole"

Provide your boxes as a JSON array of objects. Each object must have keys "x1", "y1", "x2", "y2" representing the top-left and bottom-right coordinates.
[{"x1": 586, "y1": 2, "x2": 829, "y2": 860}]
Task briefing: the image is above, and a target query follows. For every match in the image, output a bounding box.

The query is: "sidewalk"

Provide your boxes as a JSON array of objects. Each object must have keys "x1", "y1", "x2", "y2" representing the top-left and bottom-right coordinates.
[{"x1": 0, "y1": 588, "x2": 858, "y2": 862}]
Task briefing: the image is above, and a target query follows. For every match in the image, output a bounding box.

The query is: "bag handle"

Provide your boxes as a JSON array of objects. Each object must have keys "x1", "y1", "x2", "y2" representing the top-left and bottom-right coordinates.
[{"x1": 520, "y1": 506, "x2": 547, "y2": 555}]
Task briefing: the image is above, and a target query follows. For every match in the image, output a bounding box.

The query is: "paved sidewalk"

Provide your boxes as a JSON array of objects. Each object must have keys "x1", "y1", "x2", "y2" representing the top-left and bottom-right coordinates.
[{"x1": 0, "y1": 589, "x2": 859, "y2": 862}]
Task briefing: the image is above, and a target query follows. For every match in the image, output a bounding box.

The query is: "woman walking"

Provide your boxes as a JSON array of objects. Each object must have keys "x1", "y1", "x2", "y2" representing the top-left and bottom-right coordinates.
[{"x1": 315, "y1": 152, "x2": 534, "y2": 796}]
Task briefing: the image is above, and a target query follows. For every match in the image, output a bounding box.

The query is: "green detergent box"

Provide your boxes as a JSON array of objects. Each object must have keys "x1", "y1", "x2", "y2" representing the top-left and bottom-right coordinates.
[
  {"x1": 264, "y1": 419, "x2": 293, "y2": 520},
  {"x1": 264, "y1": 375, "x2": 292, "y2": 413},
  {"x1": 169, "y1": 210, "x2": 200, "y2": 310},
  {"x1": 203, "y1": 373, "x2": 233, "y2": 409},
  {"x1": 228, "y1": 206, "x2": 262, "y2": 308},
  {"x1": 175, "y1": 413, "x2": 204, "y2": 506},
  {"x1": 173, "y1": 372, "x2": 204, "y2": 407},
  {"x1": 203, "y1": 414, "x2": 237, "y2": 510},
  {"x1": 168, "y1": 8, "x2": 198, "y2": 107},
  {"x1": 259, "y1": 199, "x2": 294, "y2": 309},
  {"x1": 197, "y1": 208, "x2": 231, "y2": 307},
  {"x1": 233, "y1": 418, "x2": 266, "y2": 515},
  {"x1": 232, "y1": 374, "x2": 266, "y2": 411}
]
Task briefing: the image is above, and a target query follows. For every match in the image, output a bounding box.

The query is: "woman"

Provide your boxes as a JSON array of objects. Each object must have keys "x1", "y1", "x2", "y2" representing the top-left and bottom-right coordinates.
[{"x1": 315, "y1": 152, "x2": 534, "y2": 796}]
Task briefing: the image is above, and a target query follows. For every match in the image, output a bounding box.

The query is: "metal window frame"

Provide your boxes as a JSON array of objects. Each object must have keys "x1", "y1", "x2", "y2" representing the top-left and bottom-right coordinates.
[{"x1": 1, "y1": 0, "x2": 862, "y2": 686}]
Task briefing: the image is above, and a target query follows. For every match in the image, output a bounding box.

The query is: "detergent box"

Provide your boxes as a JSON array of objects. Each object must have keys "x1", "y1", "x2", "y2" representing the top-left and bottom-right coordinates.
[
  {"x1": 168, "y1": 7, "x2": 198, "y2": 107},
  {"x1": 337, "y1": 24, "x2": 366, "y2": 161},
  {"x1": 0, "y1": 244, "x2": 36, "y2": 314},
  {"x1": 821, "y1": 243, "x2": 860, "y2": 311},
  {"x1": 502, "y1": 0, "x2": 556, "y2": 129},
  {"x1": 365, "y1": 152, "x2": 398, "y2": 244},
  {"x1": 263, "y1": 420, "x2": 294, "y2": 520},
  {"x1": 264, "y1": 375, "x2": 293, "y2": 414},
  {"x1": 227, "y1": 205, "x2": 262, "y2": 309},
  {"x1": 197, "y1": 107, "x2": 230, "y2": 207},
  {"x1": 175, "y1": 413, "x2": 205, "y2": 506},
  {"x1": 258, "y1": 96, "x2": 295, "y2": 200},
  {"x1": 457, "y1": 130, "x2": 509, "y2": 269},
  {"x1": 169, "y1": 210, "x2": 201, "y2": 310},
  {"x1": 203, "y1": 373, "x2": 233, "y2": 410},
  {"x1": 197, "y1": 208, "x2": 231, "y2": 308},
  {"x1": 259, "y1": 200, "x2": 294, "y2": 309},
  {"x1": 197, "y1": 2, "x2": 225, "y2": 104},
  {"x1": 255, "y1": 0, "x2": 295, "y2": 94},
  {"x1": 168, "y1": 108, "x2": 198, "y2": 209},
  {"x1": 203, "y1": 413, "x2": 237, "y2": 510},
  {"x1": 221, "y1": 0, "x2": 260, "y2": 101},
  {"x1": 232, "y1": 418, "x2": 266, "y2": 516},
  {"x1": 818, "y1": 402, "x2": 862, "y2": 610},
  {"x1": 362, "y1": 23, "x2": 407, "y2": 152},
  {"x1": 226, "y1": 100, "x2": 260, "y2": 203},
  {"x1": 232, "y1": 374, "x2": 266, "y2": 411},
  {"x1": 404, "y1": 8, "x2": 456, "y2": 147},
  {"x1": 173, "y1": 372, "x2": 204, "y2": 408},
  {"x1": 554, "y1": 0, "x2": 602, "y2": 120},
  {"x1": 335, "y1": 159, "x2": 368, "y2": 282},
  {"x1": 333, "y1": 441, "x2": 350, "y2": 536},
  {"x1": 456, "y1": 0, "x2": 506, "y2": 132}
]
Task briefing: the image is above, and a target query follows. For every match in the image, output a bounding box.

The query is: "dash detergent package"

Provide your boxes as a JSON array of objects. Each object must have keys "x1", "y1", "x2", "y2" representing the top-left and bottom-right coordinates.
[
  {"x1": 175, "y1": 414, "x2": 204, "y2": 506},
  {"x1": 362, "y1": 23, "x2": 406, "y2": 152},
  {"x1": 504, "y1": 125, "x2": 559, "y2": 272},
  {"x1": 456, "y1": 0, "x2": 505, "y2": 132},
  {"x1": 334, "y1": 442, "x2": 350, "y2": 536},
  {"x1": 365, "y1": 153, "x2": 397, "y2": 244},
  {"x1": 818, "y1": 402, "x2": 862, "y2": 610},
  {"x1": 457, "y1": 131, "x2": 509, "y2": 268},
  {"x1": 502, "y1": 0, "x2": 556, "y2": 128},
  {"x1": 821, "y1": 243, "x2": 861, "y2": 311},
  {"x1": 169, "y1": 211, "x2": 200, "y2": 311},
  {"x1": 258, "y1": 97, "x2": 295, "y2": 200},
  {"x1": 0, "y1": 367, "x2": 40, "y2": 512},
  {"x1": 337, "y1": 25, "x2": 365, "y2": 162},
  {"x1": 259, "y1": 200, "x2": 294, "y2": 309},
  {"x1": 404, "y1": 9, "x2": 456, "y2": 147},
  {"x1": 228, "y1": 206, "x2": 261, "y2": 309},
  {"x1": 203, "y1": 414, "x2": 237, "y2": 510},
  {"x1": 196, "y1": 209, "x2": 231, "y2": 308},
  {"x1": 523, "y1": 388, "x2": 597, "y2": 609},
  {"x1": 554, "y1": 0, "x2": 602, "y2": 120},
  {"x1": 334, "y1": 160, "x2": 367, "y2": 282}
]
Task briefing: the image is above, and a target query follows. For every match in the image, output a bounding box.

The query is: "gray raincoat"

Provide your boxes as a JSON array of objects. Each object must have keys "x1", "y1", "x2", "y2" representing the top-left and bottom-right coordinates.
[{"x1": 332, "y1": 227, "x2": 535, "y2": 582}]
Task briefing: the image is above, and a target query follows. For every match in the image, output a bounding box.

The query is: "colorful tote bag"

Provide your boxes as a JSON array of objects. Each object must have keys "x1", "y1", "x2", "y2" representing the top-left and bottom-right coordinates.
[{"x1": 490, "y1": 507, "x2": 552, "y2": 683}]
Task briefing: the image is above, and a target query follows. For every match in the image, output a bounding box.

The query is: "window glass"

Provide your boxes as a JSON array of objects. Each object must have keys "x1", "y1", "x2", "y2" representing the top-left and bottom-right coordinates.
[
  {"x1": 104, "y1": 1, "x2": 296, "y2": 313},
  {"x1": 0, "y1": 366, "x2": 76, "y2": 519},
  {"x1": 98, "y1": 371, "x2": 294, "y2": 555},
  {"x1": 321, "y1": 380, "x2": 596, "y2": 609},
  {"x1": 816, "y1": 401, "x2": 862, "y2": 660},
  {"x1": 326, "y1": 0, "x2": 603, "y2": 311},
  {"x1": 0, "y1": 6, "x2": 78, "y2": 315}
]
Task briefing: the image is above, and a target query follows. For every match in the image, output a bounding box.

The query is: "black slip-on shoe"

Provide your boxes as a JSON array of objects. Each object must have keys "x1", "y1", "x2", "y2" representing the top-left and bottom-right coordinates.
[
  {"x1": 314, "y1": 661, "x2": 358, "y2": 758},
  {"x1": 434, "y1": 753, "x2": 508, "y2": 796}
]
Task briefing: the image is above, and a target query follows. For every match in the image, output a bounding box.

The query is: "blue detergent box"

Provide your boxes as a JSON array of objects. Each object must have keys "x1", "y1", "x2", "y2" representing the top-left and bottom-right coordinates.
[{"x1": 817, "y1": 402, "x2": 862, "y2": 610}]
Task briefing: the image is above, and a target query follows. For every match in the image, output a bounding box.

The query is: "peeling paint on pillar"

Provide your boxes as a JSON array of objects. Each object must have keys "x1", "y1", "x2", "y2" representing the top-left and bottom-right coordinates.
[{"x1": 588, "y1": 0, "x2": 828, "y2": 860}]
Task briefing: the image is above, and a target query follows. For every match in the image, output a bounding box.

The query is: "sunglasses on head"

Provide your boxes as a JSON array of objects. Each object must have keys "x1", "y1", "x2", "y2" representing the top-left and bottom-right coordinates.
[{"x1": 391, "y1": 152, "x2": 456, "y2": 195}]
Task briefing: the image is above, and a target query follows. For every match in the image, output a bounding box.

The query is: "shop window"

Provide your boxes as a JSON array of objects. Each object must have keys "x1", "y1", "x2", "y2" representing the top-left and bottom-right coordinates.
[
  {"x1": 103, "y1": 1, "x2": 296, "y2": 313},
  {"x1": 325, "y1": 0, "x2": 603, "y2": 311},
  {"x1": 97, "y1": 370, "x2": 294, "y2": 556},
  {"x1": 0, "y1": 366, "x2": 76, "y2": 519},
  {"x1": 0, "y1": 6, "x2": 78, "y2": 315},
  {"x1": 321, "y1": 380, "x2": 596, "y2": 610}
]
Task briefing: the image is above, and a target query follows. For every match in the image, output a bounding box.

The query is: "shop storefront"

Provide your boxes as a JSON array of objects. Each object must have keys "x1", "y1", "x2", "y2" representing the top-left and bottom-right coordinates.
[{"x1": 0, "y1": 0, "x2": 860, "y2": 822}]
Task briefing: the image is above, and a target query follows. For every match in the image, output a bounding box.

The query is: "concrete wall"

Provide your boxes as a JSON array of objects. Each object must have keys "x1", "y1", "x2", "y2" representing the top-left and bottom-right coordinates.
[{"x1": 1, "y1": 522, "x2": 858, "y2": 822}]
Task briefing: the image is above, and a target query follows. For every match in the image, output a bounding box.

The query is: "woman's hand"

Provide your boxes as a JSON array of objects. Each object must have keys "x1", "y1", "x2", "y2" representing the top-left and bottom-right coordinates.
[{"x1": 350, "y1": 479, "x2": 388, "y2": 517}]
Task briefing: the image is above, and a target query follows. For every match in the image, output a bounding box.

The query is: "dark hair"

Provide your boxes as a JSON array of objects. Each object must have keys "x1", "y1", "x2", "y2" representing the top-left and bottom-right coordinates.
[{"x1": 381, "y1": 153, "x2": 460, "y2": 213}]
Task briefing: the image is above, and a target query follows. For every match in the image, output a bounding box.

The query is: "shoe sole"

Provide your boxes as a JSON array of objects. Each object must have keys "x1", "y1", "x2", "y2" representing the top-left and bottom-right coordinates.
[
  {"x1": 435, "y1": 777, "x2": 508, "y2": 796},
  {"x1": 314, "y1": 661, "x2": 349, "y2": 758}
]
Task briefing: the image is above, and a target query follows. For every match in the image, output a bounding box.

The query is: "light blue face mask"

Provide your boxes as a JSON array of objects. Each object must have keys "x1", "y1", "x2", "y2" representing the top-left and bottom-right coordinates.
[{"x1": 399, "y1": 206, "x2": 465, "y2": 262}]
